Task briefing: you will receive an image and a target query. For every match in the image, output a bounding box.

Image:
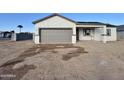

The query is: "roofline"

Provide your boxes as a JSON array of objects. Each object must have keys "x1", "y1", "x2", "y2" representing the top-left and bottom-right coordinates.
[
  {"x1": 32, "y1": 13, "x2": 76, "y2": 24},
  {"x1": 106, "y1": 24, "x2": 117, "y2": 27},
  {"x1": 76, "y1": 22, "x2": 106, "y2": 25},
  {"x1": 76, "y1": 22, "x2": 117, "y2": 27},
  {"x1": 32, "y1": 14, "x2": 117, "y2": 27}
]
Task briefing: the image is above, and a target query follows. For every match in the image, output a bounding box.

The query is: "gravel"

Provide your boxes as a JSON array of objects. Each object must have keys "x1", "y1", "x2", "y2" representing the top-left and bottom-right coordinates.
[{"x1": 1, "y1": 40, "x2": 124, "y2": 80}]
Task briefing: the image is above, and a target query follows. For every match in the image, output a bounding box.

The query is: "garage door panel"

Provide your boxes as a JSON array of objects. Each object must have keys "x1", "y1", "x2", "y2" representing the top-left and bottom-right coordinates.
[{"x1": 40, "y1": 28, "x2": 72, "y2": 43}]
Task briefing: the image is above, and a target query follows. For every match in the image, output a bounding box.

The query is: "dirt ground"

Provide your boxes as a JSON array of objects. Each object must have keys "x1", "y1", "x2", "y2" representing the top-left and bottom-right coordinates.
[{"x1": 0, "y1": 40, "x2": 124, "y2": 80}]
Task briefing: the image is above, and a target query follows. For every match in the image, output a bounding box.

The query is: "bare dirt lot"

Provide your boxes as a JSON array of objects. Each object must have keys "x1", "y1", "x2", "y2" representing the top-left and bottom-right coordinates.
[{"x1": 0, "y1": 40, "x2": 124, "y2": 80}]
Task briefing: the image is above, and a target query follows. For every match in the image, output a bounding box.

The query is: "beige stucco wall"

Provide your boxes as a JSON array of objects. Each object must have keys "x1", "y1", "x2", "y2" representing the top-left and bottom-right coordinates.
[
  {"x1": 79, "y1": 28, "x2": 94, "y2": 40},
  {"x1": 94, "y1": 26, "x2": 107, "y2": 42},
  {"x1": 35, "y1": 16, "x2": 75, "y2": 28},
  {"x1": 34, "y1": 16, "x2": 76, "y2": 44},
  {"x1": 94, "y1": 27, "x2": 103, "y2": 41},
  {"x1": 78, "y1": 25, "x2": 117, "y2": 42},
  {"x1": 78, "y1": 25, "x2": 106, "y2": 41},
  {"x1": 106, "y1": 27, "x2": 117, "y2": 41},
  {"x1": 34, "y1": 15, "x2": 117, "y2": 44}
]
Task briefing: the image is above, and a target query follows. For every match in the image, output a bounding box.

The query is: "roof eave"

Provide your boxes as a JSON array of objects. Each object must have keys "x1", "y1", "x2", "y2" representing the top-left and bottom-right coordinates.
[{"x1": 32, "y1": 13, "x2": 76, "y2": 24}]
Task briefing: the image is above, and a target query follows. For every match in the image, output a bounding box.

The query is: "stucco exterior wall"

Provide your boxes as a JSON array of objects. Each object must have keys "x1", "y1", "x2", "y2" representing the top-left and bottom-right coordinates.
[
  {"x1": 94, "y1": 28, "x2": 103, "y2": 41},
  {"x1": 33, "y1": 15, "x2": 117, "y2": 44},
  {"x1": 106, "y1": 27, "x2": 117, "y2": 41},
  {"x1": 34, "y1": 16, "x2": 76, "y2": 44},
  {"x1": 34, "y1": 27, "x2": 40, "y2": 44},
  {"x1": 94, "y1": 26, "x2": 107, "y2": 42},
  {"x1": 78, "y1": 25, "x2": 106, "y2": 41},
  {"x1": 78, "y1": 26, "x2": 117, "y2": 42},
  {"x1": 35, "y1": 16, "x2": 75, "y2": 28},
  {"x1": 79, "y1": 28, "x2": 93, "y2": 40}
]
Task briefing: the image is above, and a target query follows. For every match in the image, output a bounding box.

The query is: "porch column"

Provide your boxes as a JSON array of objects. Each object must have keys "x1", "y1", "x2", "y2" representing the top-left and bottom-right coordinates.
[
  {"x1": 11, "y1": 33, "x2": 16, "y2": 41},
  {"x1": 102, "y1": 26, "x2": 107, "y2": 43},
  {"x1": 72, "y1": 26, "x2": 76, "y2": 44},
  {"x1": 34, "y1": 28, "x2": 40, "y2": 44}
]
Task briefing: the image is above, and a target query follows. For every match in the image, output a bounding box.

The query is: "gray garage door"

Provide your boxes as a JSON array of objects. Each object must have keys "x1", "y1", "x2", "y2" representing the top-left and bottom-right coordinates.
[
  {"x1": 40, "y1": 28, "x2": 72, "y2": 43},
  {"x1": 117, "y1": 31, "x2": 124, "y2": 40}
]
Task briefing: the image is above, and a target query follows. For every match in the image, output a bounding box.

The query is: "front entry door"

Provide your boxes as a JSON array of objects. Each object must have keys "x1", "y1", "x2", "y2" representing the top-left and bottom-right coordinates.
[
  {"x1": 79, "y1": 28, "x2": 95, "y2": 40},
  {"x1": 83, "y1": 29, "x2": 91, "y2": 36},
  {"x1": 83, "y1": 29, "x2": 94, "y2": 40}
]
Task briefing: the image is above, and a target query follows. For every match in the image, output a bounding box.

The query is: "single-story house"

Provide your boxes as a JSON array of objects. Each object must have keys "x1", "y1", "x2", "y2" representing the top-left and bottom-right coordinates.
[
  {"x1": 33, "y1": 13, "x2": 117, "y2": 44},
  {"x1": 0, "y1": 31, "x2": 14, "y2": 39},
  {"x1": 117, "y1": 25, "x2": 124, "y2": 40}
]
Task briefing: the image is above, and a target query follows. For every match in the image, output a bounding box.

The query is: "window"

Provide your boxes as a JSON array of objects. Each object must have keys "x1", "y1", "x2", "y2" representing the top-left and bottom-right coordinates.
[
  {"x1": 107, "y1": 29, "x2": 111, "y2": 36},
  {"x1": 83, "y1": 29, "x2": 91, "y2": 36}
]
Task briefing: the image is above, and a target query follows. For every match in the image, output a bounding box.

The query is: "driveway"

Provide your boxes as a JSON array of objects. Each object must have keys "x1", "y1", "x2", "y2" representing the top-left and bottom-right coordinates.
[{"x1": 1, "y1": 40, "x2": 124, "y2": 80}]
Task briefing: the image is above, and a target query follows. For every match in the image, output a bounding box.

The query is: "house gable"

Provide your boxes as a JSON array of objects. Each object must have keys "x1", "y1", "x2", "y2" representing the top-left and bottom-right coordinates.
[
  {"x1": 34, "y1": 15, "x2": 76, "y2": 28},
  {"x1": 33, "y1": 13, "x2": 76, "y2": 24}
]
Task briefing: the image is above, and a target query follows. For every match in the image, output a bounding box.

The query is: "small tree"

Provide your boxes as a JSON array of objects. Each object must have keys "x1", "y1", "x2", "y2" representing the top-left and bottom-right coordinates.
[{"x1": 17, "y1": 25, "x2": 23, "y2": 33}]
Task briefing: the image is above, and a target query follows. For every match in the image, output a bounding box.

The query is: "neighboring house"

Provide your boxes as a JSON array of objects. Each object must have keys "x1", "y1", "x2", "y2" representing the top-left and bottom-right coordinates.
[
  {"x1": 117, "y1": 25, "x2": 124, "y2": 40},
  {"x1": 33, "y1": 13, "x2": 117, "y2": 44},
  {"x1": 0, "y1": 31, "x2": 33, "y2": 41},
  {"x1": 0, "y1": 31, "x2": 14, "y2": 39}
]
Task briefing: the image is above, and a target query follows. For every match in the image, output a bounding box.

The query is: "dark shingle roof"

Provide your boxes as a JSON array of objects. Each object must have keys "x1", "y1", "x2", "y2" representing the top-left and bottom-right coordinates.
[
  {"x1": 76, "y1": 22, "x2": 105, "y2": 25},
  {"x1": 105, "y1": 24, "x2": 117, "y2": 27},
  {"x1": 77, "y1": 22, "x2": 117, "y2": 27}
]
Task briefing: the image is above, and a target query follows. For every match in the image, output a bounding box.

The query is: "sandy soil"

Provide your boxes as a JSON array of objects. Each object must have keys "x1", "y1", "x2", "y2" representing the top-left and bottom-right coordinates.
[
  {"x1": 0, "y1": 40, "x2": 124, "y2": 80},
  {"x1": 0, "y1": 40, "x2": 34, "y2": 66}
]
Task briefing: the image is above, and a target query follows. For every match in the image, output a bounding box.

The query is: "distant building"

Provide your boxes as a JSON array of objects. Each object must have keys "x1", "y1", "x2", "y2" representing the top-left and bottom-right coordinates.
[
  {"x1": 0, "y1": 30, "x2": 33, "y2": 41},
  {"x1": 0, "y1": 31, "x2": 14, "y2": 39}
]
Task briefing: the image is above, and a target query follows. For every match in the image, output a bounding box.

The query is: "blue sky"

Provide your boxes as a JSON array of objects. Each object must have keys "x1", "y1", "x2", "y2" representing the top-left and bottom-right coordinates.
[{"x1": 0, "y1": 13, "x2": 124, "y2": 32}]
